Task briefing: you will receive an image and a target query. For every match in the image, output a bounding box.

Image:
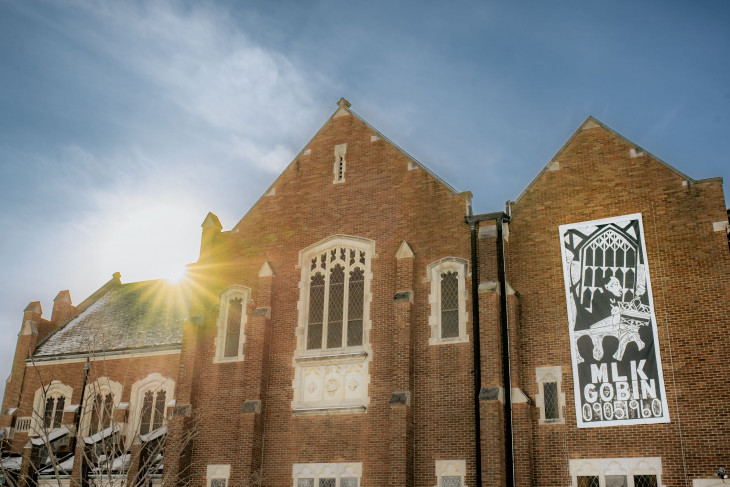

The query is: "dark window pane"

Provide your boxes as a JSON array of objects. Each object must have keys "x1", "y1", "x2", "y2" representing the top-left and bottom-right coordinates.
[
  {"x1": 140, "y1": 390, "x2": 153, "y2": 435},
  {"x1": 54, "y1": 396, "x2": 65, "y2": 428},
  {"x1": 441, "y1": 271, "x2": 459, "y2": 338},
  {"x1": 44, "y1": 397, "x2": 54, "y2": 428},
  {"x1": 634, "y1": 475, "x2": 657, "y2": 487},
  {"x1": 327, "y1": 265, "x2": 345, "y2": 348},
  {"x1": 307, "y1": 274, "x2": 325, "y2": 349},
  {"x1": 319, "y1": 479, "x2": 335, "y2": 487},
  {"x1": 89, "y1": 394, "x2": 102, "y2": 435},
  {"x1": 102, "y1": 393, "x2": 113, "y2": 430},
  {"x1": 224, "y1": 297, "x2": 243, "y2": 358},
  {"x1": 543, "y1": 382, "x2": 559, "y2": 420},
  {"x1": 577, "y1": 476, "x2": 599, "y2": 487},
  {"x1": 347, "y1": 268, "x2": 364, "y2": 346},
  {"x1": 152, "y1": 390, "x2": 166, "y2": 430}
]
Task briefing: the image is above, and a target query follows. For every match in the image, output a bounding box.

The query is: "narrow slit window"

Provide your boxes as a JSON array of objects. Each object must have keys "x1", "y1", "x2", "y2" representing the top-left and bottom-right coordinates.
[
  {"x1": 140, "y1": 390, "x2": 154, "y2": 435},
  {"x1": 543, "y1": 382, "x2": 559, "y2": 420},
  {"x1": 307, "y1": 274, "x2": 325, "y2": 349},
  {"x1": 224, "y1": 297, "x2": 243, "y2": 358},
  {"x1": 440, "y1": 271, "x2": 460, "y2": 338}
]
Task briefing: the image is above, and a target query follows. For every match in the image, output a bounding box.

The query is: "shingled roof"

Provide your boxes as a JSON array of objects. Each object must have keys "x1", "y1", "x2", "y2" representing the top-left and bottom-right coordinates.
[{"x1": 33, "y1": 280, "x2": 187, "y2": 359}]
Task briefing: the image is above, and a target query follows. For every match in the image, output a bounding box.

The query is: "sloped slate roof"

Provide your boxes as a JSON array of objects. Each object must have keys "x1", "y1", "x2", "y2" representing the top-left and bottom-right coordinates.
[{"x1": 34, "y1": 280, "x2": 187, "y2": 358}]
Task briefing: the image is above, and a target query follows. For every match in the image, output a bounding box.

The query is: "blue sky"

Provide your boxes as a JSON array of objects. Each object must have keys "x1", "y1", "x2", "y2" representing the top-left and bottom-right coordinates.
[{"x1": 1, "y1": 0, "x2": 728, "y2": 399}]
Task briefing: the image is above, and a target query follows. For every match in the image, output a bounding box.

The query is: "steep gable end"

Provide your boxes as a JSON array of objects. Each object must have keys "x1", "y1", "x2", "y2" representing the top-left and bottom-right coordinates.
[
  {"x1": 232, "y1": 98, "x2": 461, "y2": 232},
  {"x1": 515, "y1": 116, "x2": 694, "y2": 203}
]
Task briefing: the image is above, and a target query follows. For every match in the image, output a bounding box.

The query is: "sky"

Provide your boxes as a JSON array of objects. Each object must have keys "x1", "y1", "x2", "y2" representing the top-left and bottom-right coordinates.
[{"x1": 1, "y1": 0, "x2": 728, "y2": 400}]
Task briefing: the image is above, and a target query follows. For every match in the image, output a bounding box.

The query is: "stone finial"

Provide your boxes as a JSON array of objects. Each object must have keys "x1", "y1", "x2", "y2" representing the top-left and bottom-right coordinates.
[
  {"x1": 337, "y1": 97, "x2": 351, "y2": 109},
  {"x1": 201, "y1": 212, "x2": 222, "y2": 230}
]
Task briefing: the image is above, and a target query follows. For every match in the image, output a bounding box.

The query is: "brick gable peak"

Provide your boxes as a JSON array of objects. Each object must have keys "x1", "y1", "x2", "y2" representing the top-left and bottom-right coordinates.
[
  {"x1": 514, "y1": 115, "x2": 695, "y2": 203},
  {"x1": 232, "y1": 97, "x2": 462, "y2": 232}
]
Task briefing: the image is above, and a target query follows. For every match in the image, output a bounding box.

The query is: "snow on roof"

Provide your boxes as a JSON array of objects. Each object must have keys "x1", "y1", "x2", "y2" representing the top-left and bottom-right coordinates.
[
  {"x1": 139, "y1": 424, "x2": 167, "y2": 443},
  {"x1": 83, "y1": 424, "x2": 121, "y2": 445},
  {"x1": 38, "y1": 453, "x2": 74, "y2": 475},
  {"x1": 30, "y1": 426, "x2": 70, "y2": 446},
  {"x1": 34, "y1": 280, "x2": 187, "y2": 358},
  {"x1": 0, "y1": 455, "x2": 22, "y2": 471}
]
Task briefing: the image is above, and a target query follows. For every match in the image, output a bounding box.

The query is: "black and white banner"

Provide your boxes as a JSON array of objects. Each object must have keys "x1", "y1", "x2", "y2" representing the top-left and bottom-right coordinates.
[{"x1": 559, "y1": 214, "x2": 670, "y2": 427}]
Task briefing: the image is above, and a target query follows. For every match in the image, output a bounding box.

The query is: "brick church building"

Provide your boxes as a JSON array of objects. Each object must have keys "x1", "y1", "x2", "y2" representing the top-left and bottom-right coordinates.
[{"x1": 1, "y1": 99, "x2": 729, "y2": 487}]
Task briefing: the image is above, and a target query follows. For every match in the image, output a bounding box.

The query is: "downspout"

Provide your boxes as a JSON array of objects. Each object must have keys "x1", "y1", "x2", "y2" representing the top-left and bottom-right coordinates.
[
  {"x1": 468, "y1": 213, "x2": 483, "y2": 487},
  {"x1": 465, "y1": 211, "x2": 513, "y2": 487},
  {"x1": 495, "y1": 216, "x2": 514, "y2": 487}
]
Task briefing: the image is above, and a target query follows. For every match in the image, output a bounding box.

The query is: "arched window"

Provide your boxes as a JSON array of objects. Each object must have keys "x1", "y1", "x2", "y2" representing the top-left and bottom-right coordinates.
[
  {"x1": 81, "y1": 378, "x2": 122, "y2": 437},
  {"x1": 32, "y1": 381, "x2": 72, "y2": 434},
  {"x1": 305, "y1": 245, "x2": 369, "y2": 350},
  {"x1": 139, "y1": 389, "x2": 166, "y2": 435},
  {"x1": 214, "y1": 285, "x2": 250, "y2": 363},
  {"x1": 128, "y1": 373, "x2": 175, "y2": 444},
  {"x1": 427, "y1": 258, "x2": 469, "y2": 345},
  {"x1": 292, "y1": 236, "x2": 375, "y2": 413},
  {"x1": 89, "y1": 392, "x2": 114, "y2": 435}
]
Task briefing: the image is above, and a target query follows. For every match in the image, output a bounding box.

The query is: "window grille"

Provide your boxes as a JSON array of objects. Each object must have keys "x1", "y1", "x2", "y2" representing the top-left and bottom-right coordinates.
[
  {"x1": 305, "y1": 245, "x2": 368, "y2": 350},
  {"x1": 210, "y1": 479, "x2": 227, "y2": 487},
  {"x1": 543, "y1": 382, "x2": 559, "y2": 420},
  {"x1": 442, "y1": 476, "x2": 462, "y2": 487},
  {"x1": 577, "y1": 476, "x2": 599, "y2": 487},
  {"x1": 440, "y1": 271, "x2": 460, "y2": 338},
  {"x1": 298, "y1": 480, "x2": 314, "y2": 487},
  {"x1": 319, "y1": 479, "x2": 336, "y2": 487},
  {"x1": 634, "y1": 475, "x2": 658, "y2": 487},
  {"x1": 341, "y1": 478, "x2": 358, "y2": 487}
]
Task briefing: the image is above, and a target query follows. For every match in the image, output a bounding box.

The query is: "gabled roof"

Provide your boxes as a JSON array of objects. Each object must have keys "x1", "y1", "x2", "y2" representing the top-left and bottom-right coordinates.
[
  {"x1": 233, "y1": 98, "x2": 460, "y2": 231},
  {"x1": 515, "y1": 116, "x2": 695, "y2": 203},
  {"x1": 33, "y1": 280, "x2": 187, "y2": 359}
]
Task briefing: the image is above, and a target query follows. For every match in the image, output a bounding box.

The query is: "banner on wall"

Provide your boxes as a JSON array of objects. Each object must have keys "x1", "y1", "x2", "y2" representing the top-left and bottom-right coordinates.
[{"x1": 559, "y1": 213, "x2": 670, "y2": 427}]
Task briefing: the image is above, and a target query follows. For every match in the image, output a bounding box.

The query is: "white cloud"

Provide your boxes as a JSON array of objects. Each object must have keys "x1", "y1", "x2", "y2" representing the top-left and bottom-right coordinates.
[{"x1": 64, "y1": 0, "x2": 320, "y2": 172}]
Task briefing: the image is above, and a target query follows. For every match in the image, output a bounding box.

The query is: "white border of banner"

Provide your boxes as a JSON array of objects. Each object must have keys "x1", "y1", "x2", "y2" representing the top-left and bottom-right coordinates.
[{"x1": 559, "y1": 213, "x2": 670, "y2": 427}]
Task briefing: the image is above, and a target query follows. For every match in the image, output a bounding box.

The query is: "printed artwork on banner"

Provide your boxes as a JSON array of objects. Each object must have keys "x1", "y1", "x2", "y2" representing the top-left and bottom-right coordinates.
[{"x1": 559, "y1": 213, "x2": 670, "y2": 427}]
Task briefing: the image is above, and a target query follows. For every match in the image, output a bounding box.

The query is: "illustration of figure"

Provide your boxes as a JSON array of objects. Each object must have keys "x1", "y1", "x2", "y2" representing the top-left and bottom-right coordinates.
[{"x1": 574, "y1": 275, "x2": 650, "y2": 362}]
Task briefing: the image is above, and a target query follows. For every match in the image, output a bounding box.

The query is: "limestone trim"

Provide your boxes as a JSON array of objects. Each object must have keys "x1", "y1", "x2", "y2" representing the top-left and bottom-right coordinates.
[
  {"x1": 293, "y1": 235, "x2": 375, "y2": 413},
  {"x1": 31, "y1": 381, "x2": 73, "y2": 436},
  {"x1": 569, "y1": 457, "x2": 664, "y2": 487},
  {"x1": 126, "y1": 373, "x2": 175, "y2": 448},
  {"x1": 213, "y1": 284, "x2": 251, "y2": 364},
  {"x1": 80, "y1": 377, "x2": 123, "y2": 437},
  {"x1": 535, "y1": 366, "x2": 565, "y2": 424},
  {"x1": 27, "y1": 348, "x2": 181, "y2": 365},
  {"x1": 435, "y1": 459, "x2": 467, "y2": 487},
  {"x1": 292, "y1": 462, "x2": 362, "y2": 487},
  {"x1": 333, "y1": 143, "x2": 347, "y2": 184},
  {"x1": 427, "y1": 257, "x2": 470, "y2": 345},
  {"x1": 206, "y1": 464, "x2": 231, "y2": 487}
]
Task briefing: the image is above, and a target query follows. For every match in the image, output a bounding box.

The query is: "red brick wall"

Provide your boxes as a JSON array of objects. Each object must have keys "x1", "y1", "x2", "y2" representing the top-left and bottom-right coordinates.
[
  {"x1": 183, "y1": 109, "x2": 478, "y2": 486},
  {"x1": 506, "y1": 122, "x2": 730, "y2": 486}
]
